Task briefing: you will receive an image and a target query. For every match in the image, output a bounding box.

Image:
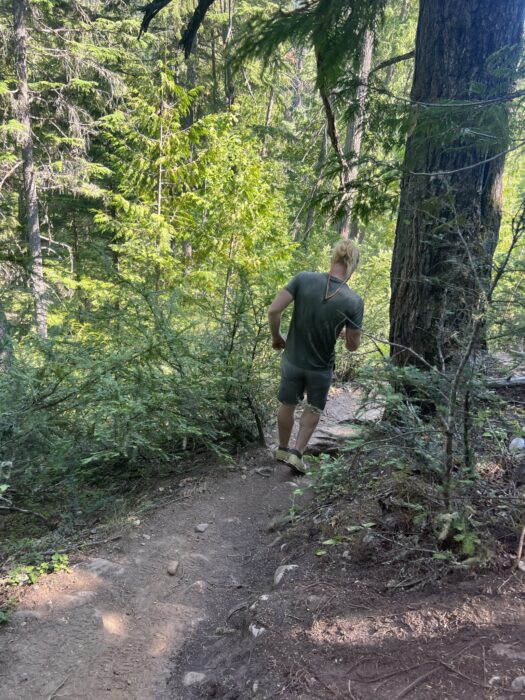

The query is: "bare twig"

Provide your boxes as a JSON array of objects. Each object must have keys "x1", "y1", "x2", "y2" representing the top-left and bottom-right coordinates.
[
  {"x1": 370, "y1": 50, "x2": 415, "y2": 75},
  {"x1": 515, "y1": 525, "x2": 525, "y2": 570},
  {"x1": 47, "y1": 675, "x2": 69, "y2": 700},
  {"x1": 395, "y1": 666, "x2": 440, "y2": 699},
  {"x1": 410, "y1": 140, "x2": 525, "y2": 176}
]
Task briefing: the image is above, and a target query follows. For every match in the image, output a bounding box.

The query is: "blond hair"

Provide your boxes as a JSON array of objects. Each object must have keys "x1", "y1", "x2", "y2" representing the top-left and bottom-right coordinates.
[{"x1": 330, "y1": 239, "x2": 360, "y2": 279}]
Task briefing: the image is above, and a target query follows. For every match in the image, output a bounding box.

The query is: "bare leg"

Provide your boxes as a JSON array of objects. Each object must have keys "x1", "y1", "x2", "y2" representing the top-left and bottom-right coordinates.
[
  {"x1": 277, "y1": 403, "x2": 295, "y2": 448},
  {"x1": 295, "y1": 406, "x2": 321, "y2": 454}
]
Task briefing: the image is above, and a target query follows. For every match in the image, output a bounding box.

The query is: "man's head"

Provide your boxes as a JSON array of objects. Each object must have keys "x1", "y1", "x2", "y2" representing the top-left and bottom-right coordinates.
[{"x1": 330, "y1": 239, "x2": 360, "y2": 280}]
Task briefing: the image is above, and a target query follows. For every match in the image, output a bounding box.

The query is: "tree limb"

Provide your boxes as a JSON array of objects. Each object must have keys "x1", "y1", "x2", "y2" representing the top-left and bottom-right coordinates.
[
  {"x1": 137, "y1": 0, "x2": 174, "y2": 38},
  {"x1": 370, "y1": 49, "x2": 414, "y2": 75},
  {"x1": 138, "y1": 0, "x2": 217, "y2": 59},
  {"x1": 0, "y1": 504, "x2": 52, "y2": 525},
  {"x1": 180, "y1": 0, "x2": 217, "y2": 58}
]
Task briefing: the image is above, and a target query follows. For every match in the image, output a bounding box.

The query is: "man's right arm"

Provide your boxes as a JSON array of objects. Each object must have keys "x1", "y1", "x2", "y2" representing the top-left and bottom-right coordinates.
[
  {"x1": 345, "y1": 328, "x2": 362, "y2": 352},
  {"x1": 344, "y1": 297, "x2": 364, "y2": 352}
]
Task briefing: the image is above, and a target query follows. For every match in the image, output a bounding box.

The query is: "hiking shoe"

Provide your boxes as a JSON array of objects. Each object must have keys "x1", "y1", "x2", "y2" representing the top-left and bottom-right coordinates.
[
  {"x1": 284, "y1": 449, "x2": 307, "y2": 475},
  {"x1": 274, "y1": 447, "x2": 291, "y2": 463}
]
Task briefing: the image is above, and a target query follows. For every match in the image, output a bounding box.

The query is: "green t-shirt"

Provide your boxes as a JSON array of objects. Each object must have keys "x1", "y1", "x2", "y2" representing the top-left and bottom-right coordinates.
[{"x1": 284, "y1": 271, "x2": 364, "y2": 371}]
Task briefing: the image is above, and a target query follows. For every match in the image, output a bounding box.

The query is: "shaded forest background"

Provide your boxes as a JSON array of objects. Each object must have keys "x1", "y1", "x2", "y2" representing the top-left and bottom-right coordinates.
[{"x1": 1, "y1": 0, "x2": 524, "y2": 574}]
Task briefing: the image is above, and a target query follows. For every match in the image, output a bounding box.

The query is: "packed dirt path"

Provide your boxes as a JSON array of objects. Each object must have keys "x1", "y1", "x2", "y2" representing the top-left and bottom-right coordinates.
[
  {"x1": 1, "y1": 451, "x2": 298, "y2": 699},
  {"x1": 2, "y1": 389, "x2": 525, "y2": 699}
]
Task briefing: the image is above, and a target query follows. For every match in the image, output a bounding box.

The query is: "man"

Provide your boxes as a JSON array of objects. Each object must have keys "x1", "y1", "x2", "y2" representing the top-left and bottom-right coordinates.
[{"x1": 268, "y1": 240, "x2": 364, "y2": 473}]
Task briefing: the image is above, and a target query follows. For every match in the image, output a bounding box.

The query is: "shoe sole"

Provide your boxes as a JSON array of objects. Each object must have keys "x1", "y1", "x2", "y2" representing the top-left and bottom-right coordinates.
[
  {"x1": 284, "y1": 453, "x2": 307, "y2": 474},
  {"x1": 274, "y1": 448, "x2": 290, "y2": 463}
]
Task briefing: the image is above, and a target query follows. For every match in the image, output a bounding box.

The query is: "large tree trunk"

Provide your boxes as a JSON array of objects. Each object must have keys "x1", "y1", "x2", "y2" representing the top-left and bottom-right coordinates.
[
  {"x1": 13, "y1": 0, "x2": 47, "y2": 338},
  {"x1": 389, "y1": 0, "x2": 524, "y2": 369}
]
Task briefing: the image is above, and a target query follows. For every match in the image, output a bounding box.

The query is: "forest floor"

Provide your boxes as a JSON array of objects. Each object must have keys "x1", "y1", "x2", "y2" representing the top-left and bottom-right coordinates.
[{"x1": 1, "y1": 389, "x2": 525, "y2": 700}]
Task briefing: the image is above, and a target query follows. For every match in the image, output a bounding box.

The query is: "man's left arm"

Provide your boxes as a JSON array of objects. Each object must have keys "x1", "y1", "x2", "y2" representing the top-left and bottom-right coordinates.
[{"x1": 268, "y1": 289, "x2": 294, "y2": 349}]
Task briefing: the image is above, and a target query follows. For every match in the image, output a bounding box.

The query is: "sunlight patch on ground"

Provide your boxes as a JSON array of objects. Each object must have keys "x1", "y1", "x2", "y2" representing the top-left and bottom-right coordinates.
[
  {"x1": 147, "y1": 604, "x2": 205, "y2": 656},
  {"x1": 307, "y1": 599, "x2": 518, "y2": 646},
  {"x1": 101, "y1": 611, "x2": 127, "y2": 637}
]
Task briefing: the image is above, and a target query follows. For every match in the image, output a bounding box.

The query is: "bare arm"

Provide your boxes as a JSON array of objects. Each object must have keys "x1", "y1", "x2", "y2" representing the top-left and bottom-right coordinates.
[
  {"x1": 345, "y1": 328, "x2": 362, "y2": 352},
  {"x1": 268, "y1": 289, "x2": 294, "y2": 349}
]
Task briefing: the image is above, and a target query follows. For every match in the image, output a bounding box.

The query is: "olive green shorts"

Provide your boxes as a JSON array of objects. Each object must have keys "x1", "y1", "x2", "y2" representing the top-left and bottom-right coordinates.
[{"x1": 278, "y1": 357, "x2": 333, "y2": 411}]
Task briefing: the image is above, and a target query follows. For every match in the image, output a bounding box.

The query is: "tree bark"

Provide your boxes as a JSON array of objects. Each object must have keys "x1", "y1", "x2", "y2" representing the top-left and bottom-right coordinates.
[
  {"x1": 303, "y1": 127, "x2": 328, "y2": 242},
  {"x1": 389, "y1": 0, "x2": 524, "y2": 369},
  {"x1": 339, "y1": 28, "x2": 374, "y2": 239},
  {"x1": 13, "y1": 0, "x2": 47, "y2": 338},
  {"x1": 0, "y1": 299, "x2": 12, "y2": 370}
]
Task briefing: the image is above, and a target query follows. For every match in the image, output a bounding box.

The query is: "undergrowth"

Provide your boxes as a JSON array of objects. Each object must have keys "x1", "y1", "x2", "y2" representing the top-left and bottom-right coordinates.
[{"x1": 306, "y1": 359, "x2": 525, "y2": 576}]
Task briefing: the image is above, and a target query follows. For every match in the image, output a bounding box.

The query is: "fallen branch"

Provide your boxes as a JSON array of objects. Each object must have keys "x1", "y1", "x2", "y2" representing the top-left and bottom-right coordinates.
[
  {"x1": 395, "y1": 666, "x2": 440, "y2": 699},
  {"x1": 0, "y1": 504, "x2": 52, "y2": 525},
  {"x1": 487, "y1": 376, "x2": 525, "y2": 390}
]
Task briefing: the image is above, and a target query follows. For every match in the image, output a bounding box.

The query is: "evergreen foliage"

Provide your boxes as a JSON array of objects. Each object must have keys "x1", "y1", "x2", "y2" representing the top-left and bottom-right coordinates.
[{"x1": 0, "y1": 0, "x2": 523, "y2": 568}]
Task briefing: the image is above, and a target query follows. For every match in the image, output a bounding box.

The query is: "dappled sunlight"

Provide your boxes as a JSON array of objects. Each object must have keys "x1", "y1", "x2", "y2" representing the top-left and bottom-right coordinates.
[
  {"x1": 147, "y1": 603, "x2": 204, "y2": 656},
  {"x1": 307, "y1": 597, "x2": 512, "y2": 648},
  {"x1": 101, "y1": 611, "x2": 127, "y2": 637},
  {"x1": 16, "y1": 569, "x2": 103, "y2": 616}
]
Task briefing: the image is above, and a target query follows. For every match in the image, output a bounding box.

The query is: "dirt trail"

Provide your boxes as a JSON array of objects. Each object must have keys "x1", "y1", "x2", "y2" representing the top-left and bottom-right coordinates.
[
  {"x1": 1, "y1": 450, "x2": 298, "y2": 699},
  {"x1": 2, "y1": 391, "x2": 525, "y2": 699}
]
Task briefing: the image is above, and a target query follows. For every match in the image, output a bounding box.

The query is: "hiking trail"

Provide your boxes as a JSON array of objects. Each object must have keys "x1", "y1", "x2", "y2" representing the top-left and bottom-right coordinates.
[{"x1": 1, "y1": 389, "x2": 524, "y2": 699}]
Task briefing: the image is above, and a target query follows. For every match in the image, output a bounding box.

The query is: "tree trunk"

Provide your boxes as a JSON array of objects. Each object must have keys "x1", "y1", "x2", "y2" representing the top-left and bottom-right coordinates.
[
  {"x1": 389, "y1": 0, "x2": 524, "y2": 369},
  {"x1": 0, "y1": 299, "x2": 12, "y2": 370},
  {"x1": 261, "y1": 82, "x2": 275, "y2": 157},
  {"x1": 222, "y1": 0, "x2": 235, "y2": 106},
  {"x1": 303, "y1": 127, "x2": 328, "y2": 242},
  {"x1": 339, "y1": 28, "x2": 374, "y2": 239},
  {"x1": 13, "y1": 0, "x2": 47, "y2": 338}
]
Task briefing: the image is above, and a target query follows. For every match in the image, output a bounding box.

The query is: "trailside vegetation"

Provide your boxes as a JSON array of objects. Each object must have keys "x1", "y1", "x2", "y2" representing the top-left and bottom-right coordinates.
[{"x1": 0, "y1": 0, "x2": 524, "y2": 578}]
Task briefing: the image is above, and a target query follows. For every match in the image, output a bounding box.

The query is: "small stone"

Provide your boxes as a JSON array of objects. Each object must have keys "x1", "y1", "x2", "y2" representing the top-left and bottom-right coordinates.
[
  {"x1": 253, "y1": 680, "x2": 259, "y2": 693},
  {"x1": 167, "y1": 561, "x2": 179, "y2": 576},
  {"x1": 510, "y1": 437, "x2": 525, "y2": 454},
  {"x1": 307, "y1": 595, "x2": 321, "y2": 607},
  {"x1": 189, "y1": 580, "x2": 207, "y2": 593},
  {"x1": 511, "y1": 676, "x2": 525, "y2": 692},
  {"x1": 273, "y1": 564, "x2": 298, "y2": 586},
  {"x1": 183, "y1": 672, "x2": 206, "y2": 687},
  {"x1": 488, "y1": 676, "x2": 501, "y2": 686},
  {"x1": 492, "y1": 643, "x2": 525, "y2": 661},
  {"x1": 362, "y1": 533, "x2": 377, "y2": 546},
  {"x1": 195, "y1": 523, "x2": 209, "y2": 533},
  {"x1": 249, "y1": 623, "x2": 266, "y2": 638}
]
